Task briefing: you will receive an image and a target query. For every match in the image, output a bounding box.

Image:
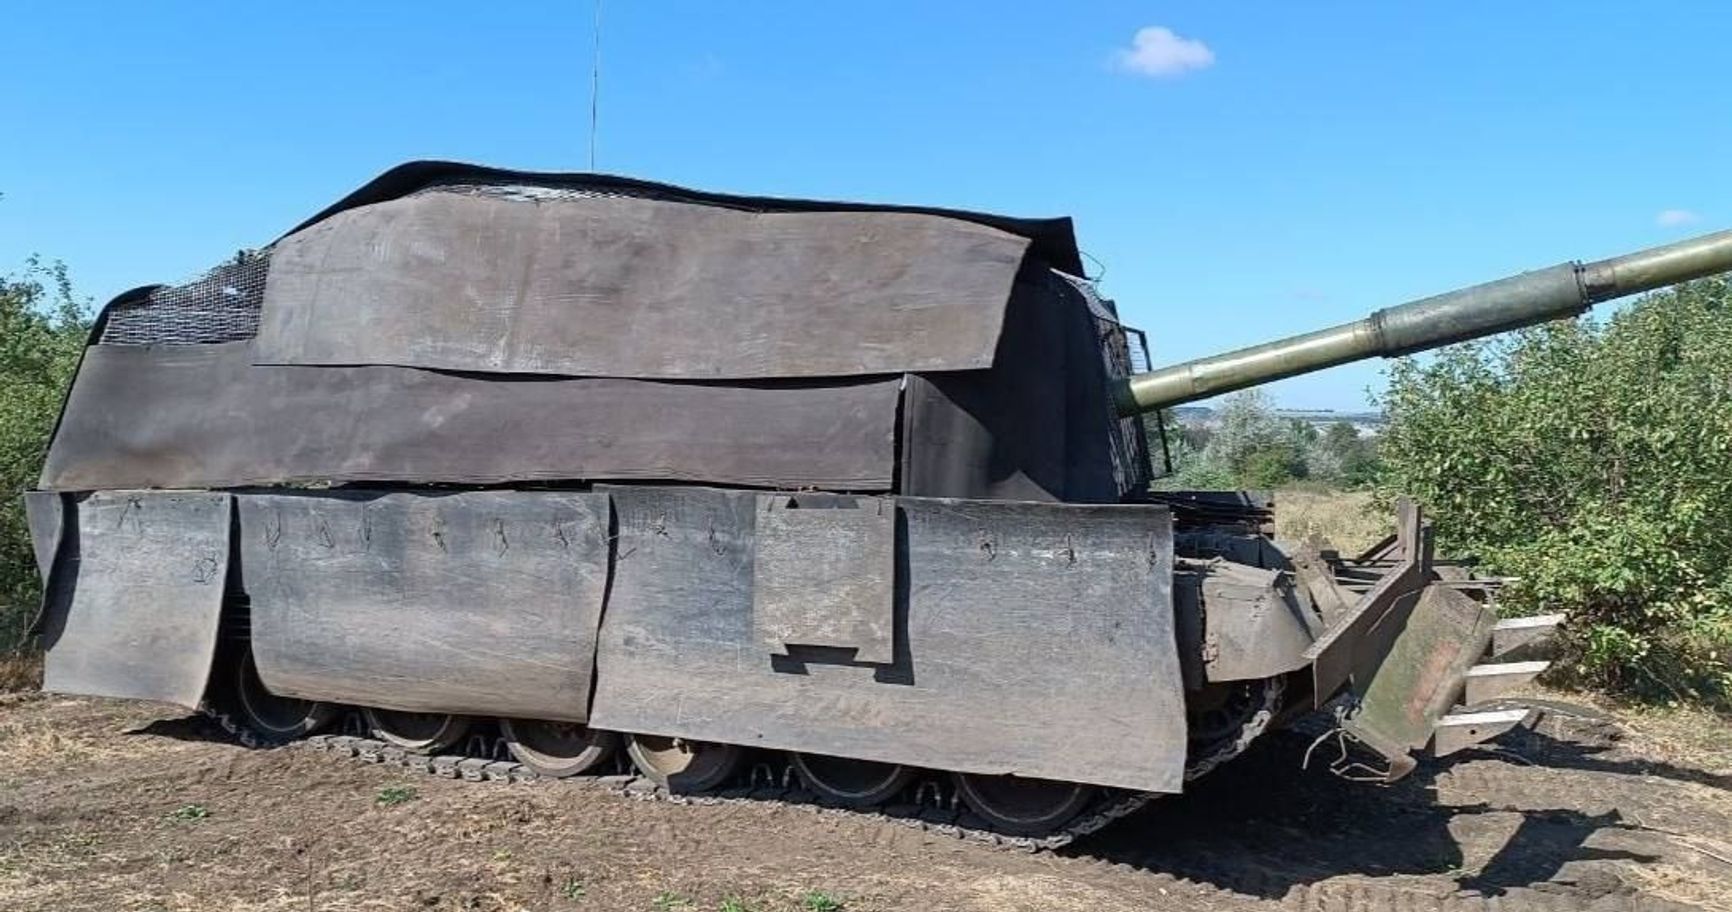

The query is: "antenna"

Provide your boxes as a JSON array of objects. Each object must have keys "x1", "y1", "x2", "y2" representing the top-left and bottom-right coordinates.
[{"x1": 589, "y1": 0, "x2": 602, "y2": 170}]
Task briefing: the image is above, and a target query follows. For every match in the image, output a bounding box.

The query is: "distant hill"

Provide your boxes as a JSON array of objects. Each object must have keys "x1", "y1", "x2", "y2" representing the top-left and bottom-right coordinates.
[{"x1": 1170, "y1": 405, "x2": 1386, "y2": 436}]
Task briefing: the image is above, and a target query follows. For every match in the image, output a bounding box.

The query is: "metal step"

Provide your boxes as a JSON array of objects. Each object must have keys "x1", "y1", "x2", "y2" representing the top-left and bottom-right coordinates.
[
  {"x1": 1431, "y1": 707, "x2": 1537, "y2": 757},
  {"x1": 1490, "y1": 612, "x2": 1565, "y2": 659},
  {"x1": 1463, "y1": 660, "x2": 1550, "y2": 704}
]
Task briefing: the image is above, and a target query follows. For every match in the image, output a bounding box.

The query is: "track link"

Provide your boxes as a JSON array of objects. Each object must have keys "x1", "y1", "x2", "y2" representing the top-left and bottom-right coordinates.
[
  {"x1": 199, "y1": 674, "x2": 1284, "y2": 852},
  {"x1": 294, "y1": 726, "x2": 1148, "y2": 851}
]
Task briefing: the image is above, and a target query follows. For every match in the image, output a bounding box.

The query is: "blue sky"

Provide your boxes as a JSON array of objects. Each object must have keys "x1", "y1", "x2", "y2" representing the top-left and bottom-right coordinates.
[{"x1": 3, "y1": 2, "x2": 1727, "y2": 409}]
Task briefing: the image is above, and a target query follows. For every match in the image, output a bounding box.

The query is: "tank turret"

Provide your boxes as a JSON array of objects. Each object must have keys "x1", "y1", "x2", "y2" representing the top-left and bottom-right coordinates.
[{"x1": 1117, "y1": 229, "x2": 1732, "y2": 413}]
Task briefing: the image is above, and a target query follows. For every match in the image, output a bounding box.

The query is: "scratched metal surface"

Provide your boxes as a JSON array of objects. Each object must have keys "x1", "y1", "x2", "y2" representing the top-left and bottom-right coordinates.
[
  {"x1": 589, "y1": 486, "x2": 1187, "y2": 793},
  {"x1": 255, "y1": 189, "x2": 1033, "y2": 380},
  {"x1": 39, "y1": 491, "x2": 231, "y2": 709},
  {"x1": 238, "y1": 490, "x2": 612, "y2": 722}
]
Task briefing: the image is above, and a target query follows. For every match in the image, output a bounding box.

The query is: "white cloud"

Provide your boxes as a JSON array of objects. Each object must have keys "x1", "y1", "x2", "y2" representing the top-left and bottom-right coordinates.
[
  {"x1": 1655, "y1": 208, "x2": 1701, "y2": 227},
  {"x1": 1113, "y1": 26, "x2": 1215, "y2": 78}
]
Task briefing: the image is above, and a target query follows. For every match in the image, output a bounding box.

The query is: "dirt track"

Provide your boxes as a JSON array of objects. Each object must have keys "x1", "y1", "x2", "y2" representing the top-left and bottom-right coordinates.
[{"x1": 1, "y1": 693, "x2": 1729, "y2": 912}]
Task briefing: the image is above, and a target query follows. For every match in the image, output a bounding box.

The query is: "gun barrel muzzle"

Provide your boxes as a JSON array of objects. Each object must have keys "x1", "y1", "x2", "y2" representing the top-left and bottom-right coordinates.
[{"x1": 1117, "y1": 228, "x2": 1732, "y2": 415}]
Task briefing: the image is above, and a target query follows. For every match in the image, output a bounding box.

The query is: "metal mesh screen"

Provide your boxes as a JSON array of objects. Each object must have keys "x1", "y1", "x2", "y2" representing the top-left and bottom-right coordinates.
[
  {"x1": 99, "y1": 250, "x2": 270, "y2": 345},
  {"x1": 95, "y1": 183, "x2": 705, "y2": 347},
  {"x1": 411, "y1": 182, "x2": 662, "y2": 204},
  {"x1": 1054, "y1": 271, "x2": 1154, "y2": 498}
]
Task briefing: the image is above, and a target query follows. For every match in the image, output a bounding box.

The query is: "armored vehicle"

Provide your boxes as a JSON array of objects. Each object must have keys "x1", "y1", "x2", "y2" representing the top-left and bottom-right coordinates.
[{"x1": 24, "y1": 162, "x2": 1732, "y2": 844}]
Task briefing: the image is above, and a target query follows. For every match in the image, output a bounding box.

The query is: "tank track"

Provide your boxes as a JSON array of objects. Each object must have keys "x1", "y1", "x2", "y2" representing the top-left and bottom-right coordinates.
[
  {"x1": 198, "y1": 675, "x2": 1284, "y2": 852},
  {"x1": 1183, "y1": 674, "x2": 1284, "y2": 783}
]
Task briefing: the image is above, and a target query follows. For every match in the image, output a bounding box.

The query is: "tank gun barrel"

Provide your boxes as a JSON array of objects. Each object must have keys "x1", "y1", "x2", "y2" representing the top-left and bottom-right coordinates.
[{"x1": 1117, "y1": 228, "x2": 1732, "y2": 414}]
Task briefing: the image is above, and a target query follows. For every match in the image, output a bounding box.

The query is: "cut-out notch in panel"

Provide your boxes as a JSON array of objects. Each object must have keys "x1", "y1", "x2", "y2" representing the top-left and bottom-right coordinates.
[{"x1": 753, "y1": 495, "x2": 896, "y2": 664}]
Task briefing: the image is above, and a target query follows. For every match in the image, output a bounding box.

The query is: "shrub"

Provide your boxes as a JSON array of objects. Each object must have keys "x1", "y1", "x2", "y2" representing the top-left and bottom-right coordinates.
[
  {"x1": 1375, "y1": 277, "x2": 1732, "y2": 706},
  {"x1": 1154, "y1": 391, "x2": 1377, "y2": 491},
  {"x1": 0, "y1": 259, "x2": 89, "y2": 648},
  {"x1": 1309, "y1": 420, "x2": 1380, "y2": 488}
]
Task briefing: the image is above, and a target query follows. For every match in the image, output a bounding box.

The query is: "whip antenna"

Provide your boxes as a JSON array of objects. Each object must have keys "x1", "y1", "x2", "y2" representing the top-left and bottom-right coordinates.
[{"x1": 589, "y1": 0, "x2": 602, "y2": 169}]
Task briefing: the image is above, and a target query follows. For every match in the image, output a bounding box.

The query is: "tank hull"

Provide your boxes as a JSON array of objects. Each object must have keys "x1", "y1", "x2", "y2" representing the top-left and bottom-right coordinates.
[
  {"x1": 34, "y1": 486, "x2": 1192, "y2": 794},
  {"x1": 31, "y1": 483, "x2": 1506, "y2": 805}
]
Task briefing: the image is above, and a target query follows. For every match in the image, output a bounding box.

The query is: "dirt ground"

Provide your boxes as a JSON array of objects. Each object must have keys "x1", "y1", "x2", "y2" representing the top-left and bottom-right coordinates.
[{"x1": 1, "y1": 691, "x2": 1729, "y2": 912}]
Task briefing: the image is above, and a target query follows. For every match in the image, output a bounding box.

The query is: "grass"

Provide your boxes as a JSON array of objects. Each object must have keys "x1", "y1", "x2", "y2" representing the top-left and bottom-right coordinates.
[
  {"x1": 1272, "y1": 487, "x2": 1389, "y2": 554},
  {"x1": 1531, "y1": 684, "x2": 1732, "y2": 773},
  {"x1": 799, "y1": 891, "x2": 844, "y2": 912},
  {"x1": 166, "y1": 804, "x2": 209, "y2": 822},
  {"x1": 652, "y1": 891, "x2": 691, "y2": 910},
  {"x1": 374, "y1": 784, "x2": 418, "y2": 807},
  {"x1": 0, "y1": 652, "x2": 41, "y2": 693},
  {"x1": 0, "y1": 718, "x2": 97, "y2": 769}
]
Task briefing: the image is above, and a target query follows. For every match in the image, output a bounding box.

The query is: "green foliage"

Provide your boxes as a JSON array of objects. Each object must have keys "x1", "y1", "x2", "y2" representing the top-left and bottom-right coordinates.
[
  {"x1": 1153, "y1": 391, "x2": 1379, "y2": 491},
  {"x1": 1209, "y1": 391, "x2": 1304, "y2": 487},
  {"x1": 652, "y1": 891, "x2": 692, "y2": 911},
  {"x1": 1314, "y1": 420, "x2": 1382, "y2": 488},
  {"x1": 1375, "y1": 278, "x2": 1732, "y2": 706},
  {"x1": 1241, "y1": 443, "x2": 1302, "y2": 489},
  {"x1": 374, "y1": 784, "x2": 418, "y2": 806},
  {"x1": 799, "y1": 892, "x2": 844, "y2": 912},
  {"x1": 560, "y1": 876, "x2": 587, "y2": 900},
  {"x1": 1154, "y1": 416, "x2": 1236, "y2": 488},
  {"x1": 0, "y1": 258, "x2": 90, "y2": 648},
  {"x1": 166, "y1": 803, "x2": 210, "y2": 821}
]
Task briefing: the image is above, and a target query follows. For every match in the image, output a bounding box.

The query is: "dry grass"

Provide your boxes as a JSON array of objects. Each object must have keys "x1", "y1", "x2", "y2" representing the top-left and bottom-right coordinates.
[
  {"x1": 0, "y1": 652, "x2": 41, "y2": 694},
  {"x1": 0, "y1": 716, "x2": 103, "y2": 770},
  {"x1": 1529, "y1": 684, "x2": 1732, "y2": 774},
  {"x1": 1621, "y1": 702, "x2": 1732, "y2": 775},
  {"x1": 1272, "y1": 487, "x2": 1390, "y2": 554},
  {"x1": 1618, "y1": 862, "x2": 1732, "y2": 912}
]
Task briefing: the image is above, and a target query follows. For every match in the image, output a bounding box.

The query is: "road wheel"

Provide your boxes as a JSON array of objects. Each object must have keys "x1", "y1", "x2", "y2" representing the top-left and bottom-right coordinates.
[
  {"x1": 229, "y1": 646, "x2": 338, "y2": 744},
  {"x1": 498, "y1": 718, "x2": 617, "y2": 778},
  {"x1": 363, "y1": 708, "x2": 471, "y2": 754},
  {"x1": 790, "y1": 753, "x2": 914, "y2": 807},
  {"x1": 952, "y1": 773, "x2": 1096, "y2": 836},
  {"x1": 625, "y1": 734, "x2": 743, "y2": 792}
]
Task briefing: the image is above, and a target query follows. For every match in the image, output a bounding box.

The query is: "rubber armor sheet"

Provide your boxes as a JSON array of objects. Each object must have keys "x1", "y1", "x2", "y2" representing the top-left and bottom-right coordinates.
[
  {"x1": 589, "y1": 487, "x2": 1186, "y2": 793},
  {"x1": 39, "y1": 491, "x2": 231, "y2": 709},
  {"x1": 239, "y1": 490, "x2": 612, "y2": 722}
]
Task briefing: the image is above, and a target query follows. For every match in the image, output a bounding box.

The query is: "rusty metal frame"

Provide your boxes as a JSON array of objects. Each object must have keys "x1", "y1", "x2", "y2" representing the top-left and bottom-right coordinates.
[{"x1": 1300, "y1": 499, "x2": 1432, "y2": 706}]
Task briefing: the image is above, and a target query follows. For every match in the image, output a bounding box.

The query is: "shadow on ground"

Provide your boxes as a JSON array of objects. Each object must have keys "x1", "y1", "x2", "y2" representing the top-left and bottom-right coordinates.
[
  {"x1": 126, "y1": 715, "x2": 217, "y2": 742},
  {"x1": 1062, "y1": 719, "x2": 1708, "y2": 901}
]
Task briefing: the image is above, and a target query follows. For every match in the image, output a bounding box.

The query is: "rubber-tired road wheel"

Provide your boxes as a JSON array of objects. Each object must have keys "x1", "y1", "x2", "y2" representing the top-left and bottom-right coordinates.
[
  {"x1": 231, "y1": 646, "x2": 337, "y2": 743},
  {"x1": 498, "y1": 718, "x2": 618, "y2": 778},
  {"x1": 625, "y1": 734, "x2": 744, "y2": 792},
  {"x1": 791, "y1": 753, "x2": 914, "y2": 807},
  {"x1": 363, "y1": 708, "x2": 472, "y2": 754},
  {"x1": 952, "y1": 773, "x2": 1097, "y2": 836}
]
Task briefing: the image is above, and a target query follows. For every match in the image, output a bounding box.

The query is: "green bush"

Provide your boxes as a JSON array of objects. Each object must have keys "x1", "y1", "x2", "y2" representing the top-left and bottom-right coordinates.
[
  {"x1": 1375, "y1": 277, "x2": 1732, "y2": 706},
  {"x1": 1153, "y1": 390, "x2": 1379, "y2": 491},
  {"x1": 0, "y1": 259, "x2": 89, "y2": 648}
]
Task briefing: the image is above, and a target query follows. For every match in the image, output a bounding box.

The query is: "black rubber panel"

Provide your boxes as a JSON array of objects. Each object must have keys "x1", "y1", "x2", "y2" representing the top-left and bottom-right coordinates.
[
  {"x1": 37, "y1": 491, "x2": 230, "y2": 710},
  {"x1": 240, "y1": 490, "x2": 611, "y2": 722},
  {"x1": 589, "y1": 487, "x2": 1188, "y2": 794},
  {"x1": 40, "y1": 343, "x2": 900, "y2": 493},
  {"x1": 256, "y1": 189, "x2": 1033, "y2": 380}
]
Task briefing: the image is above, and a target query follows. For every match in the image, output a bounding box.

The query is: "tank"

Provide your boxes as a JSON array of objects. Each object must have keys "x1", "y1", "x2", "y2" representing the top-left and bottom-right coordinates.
[{"x1": 22, "y1": 162, "x2": 1732, "y2": 846}]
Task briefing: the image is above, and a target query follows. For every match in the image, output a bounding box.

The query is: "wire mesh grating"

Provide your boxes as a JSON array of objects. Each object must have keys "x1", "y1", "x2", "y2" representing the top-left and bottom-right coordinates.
[{"x1": 99, "y1": 250, "x2": 271, "y2": 346}]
